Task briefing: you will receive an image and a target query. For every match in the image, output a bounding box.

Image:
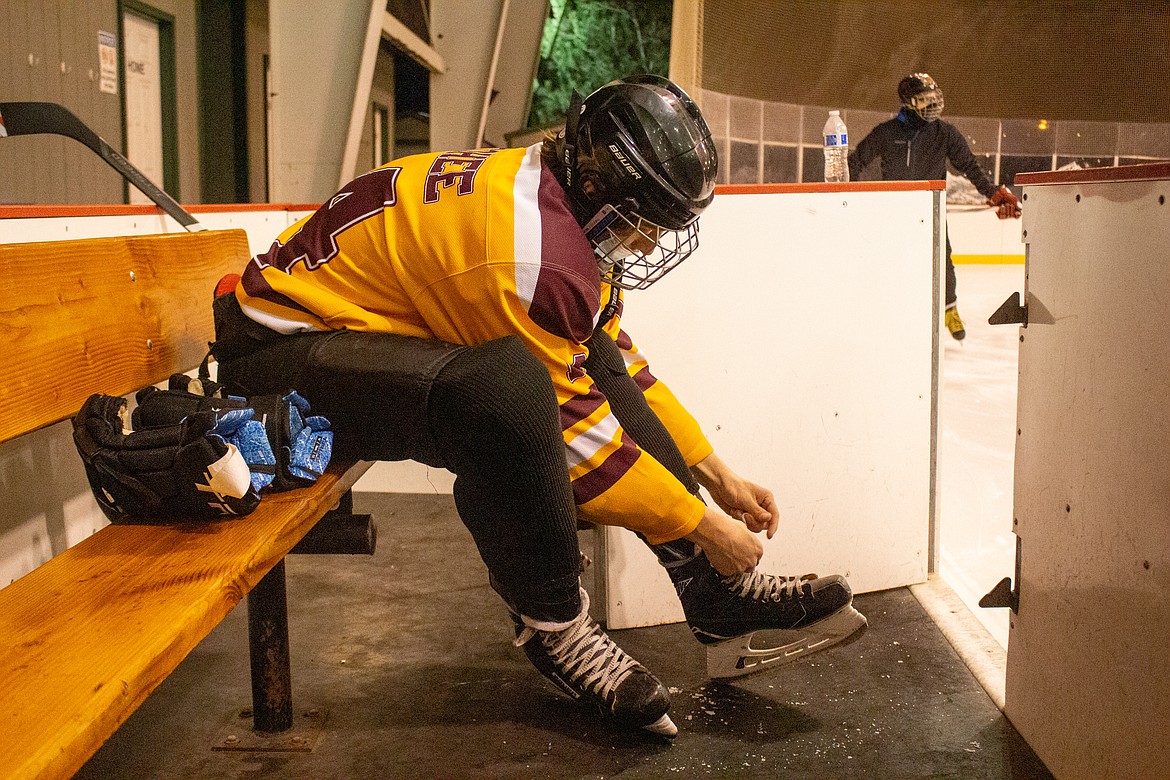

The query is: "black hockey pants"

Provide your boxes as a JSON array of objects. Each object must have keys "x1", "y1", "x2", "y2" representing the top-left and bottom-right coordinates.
[{"x1": 211, "y1": 294, "x2": 582, "y2": 623}]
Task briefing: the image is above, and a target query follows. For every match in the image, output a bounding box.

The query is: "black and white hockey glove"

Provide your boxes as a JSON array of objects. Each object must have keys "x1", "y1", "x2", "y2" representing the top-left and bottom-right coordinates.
[
  {"x1": 72, "y1": 376, "x2": 335, "y2": 522},
  {"x1": 72, "y1": 393, "x2": 261, "y2": 521}
]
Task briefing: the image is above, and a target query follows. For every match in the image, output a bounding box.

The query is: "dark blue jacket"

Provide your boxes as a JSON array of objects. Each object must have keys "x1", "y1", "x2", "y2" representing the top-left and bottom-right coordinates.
[{"x1": 848, "y1": 109, "x2": 998, "y2": 198}]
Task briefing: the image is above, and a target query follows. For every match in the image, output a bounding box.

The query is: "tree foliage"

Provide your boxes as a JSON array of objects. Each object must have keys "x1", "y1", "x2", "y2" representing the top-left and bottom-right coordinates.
[{"x1": 529, "y1": 0, "x2": 673, "y2": 129}]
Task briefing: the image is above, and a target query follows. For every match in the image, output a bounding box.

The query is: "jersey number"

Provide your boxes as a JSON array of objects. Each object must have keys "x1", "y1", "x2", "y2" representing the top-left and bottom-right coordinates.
[
  {"x1": 258, "y1": 149, "x2": 494, "y2": 274},
  {"x1": 257, "y1": 166, "x2": 402, "y2": 274}
]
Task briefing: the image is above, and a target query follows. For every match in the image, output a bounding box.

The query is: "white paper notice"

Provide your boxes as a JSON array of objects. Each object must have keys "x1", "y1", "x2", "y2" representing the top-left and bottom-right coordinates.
[{"x1": 98, "y1": 31, "x2": 118, "y2": 95}]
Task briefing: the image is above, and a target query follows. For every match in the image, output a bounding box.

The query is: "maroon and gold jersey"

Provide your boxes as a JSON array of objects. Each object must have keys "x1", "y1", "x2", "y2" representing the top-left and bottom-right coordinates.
[{"x1": 236, "y1": 145, "x2": 711, "y2": 543}]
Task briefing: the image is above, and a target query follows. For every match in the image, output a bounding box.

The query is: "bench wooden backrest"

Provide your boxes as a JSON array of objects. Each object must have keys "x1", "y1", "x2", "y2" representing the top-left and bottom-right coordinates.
[
  {"x1": 0, "y1": 229, "x2": 249, "y2": 442},
  {"x1": 0, "y1": 228, "x2": 372, "y2": 779}
]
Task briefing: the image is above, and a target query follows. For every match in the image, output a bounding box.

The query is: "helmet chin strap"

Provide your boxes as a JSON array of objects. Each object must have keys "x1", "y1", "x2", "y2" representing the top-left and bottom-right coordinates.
[
  {"x1": 562, "y1": 90, "x2": 622, "y2": 316},
  {"x1": 561, "y1": 90, "x2": 583, "y2": 193}
]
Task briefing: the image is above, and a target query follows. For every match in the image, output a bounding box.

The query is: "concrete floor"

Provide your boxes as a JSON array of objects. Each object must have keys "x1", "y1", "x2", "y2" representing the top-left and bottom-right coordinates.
[{"x1": 79, "y1": 490, "x2": 1052, "y2": 779}]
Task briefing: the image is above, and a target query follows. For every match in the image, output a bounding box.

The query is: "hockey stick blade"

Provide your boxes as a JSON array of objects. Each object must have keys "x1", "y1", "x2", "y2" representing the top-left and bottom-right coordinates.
[{"x1": 0, "y1": 101, "x2": 203, "y2": 231}]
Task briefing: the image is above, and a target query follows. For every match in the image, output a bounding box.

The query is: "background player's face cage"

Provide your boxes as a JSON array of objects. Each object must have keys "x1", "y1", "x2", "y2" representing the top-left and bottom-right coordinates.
[
  {"x1": 584, "y1": 204, "x2": 700, "y2": 291},
  {"x1": 908, "y1": 88, "x2": 945, "y2": 121}
]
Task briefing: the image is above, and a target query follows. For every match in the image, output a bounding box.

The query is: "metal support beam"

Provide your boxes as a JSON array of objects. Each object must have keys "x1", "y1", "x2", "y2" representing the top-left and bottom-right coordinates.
[
  {"x1": 383, "y1": 13, "x2": 446, "y2": 74},
  {"x1": 475, "y1": 0, "x2": 510, "y2": 147},
  {"x1": 339, "y1": 0, "x2": 390, "y2": 189},
  {"x1": 247, "y1": 559, "x2": 292, "y2": 733},
  {"x1": 669, "y1": 0, "x2": 703, "y2": 99}
]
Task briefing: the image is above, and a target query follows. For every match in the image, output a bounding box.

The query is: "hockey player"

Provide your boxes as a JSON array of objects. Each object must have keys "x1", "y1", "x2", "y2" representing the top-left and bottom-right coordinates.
[
  {"x1": 848, "y1": 72, "x2": 1022, "y2": 340},
  {"x1": 211, "y1": 75, "x2": 866, "y2": 738}
]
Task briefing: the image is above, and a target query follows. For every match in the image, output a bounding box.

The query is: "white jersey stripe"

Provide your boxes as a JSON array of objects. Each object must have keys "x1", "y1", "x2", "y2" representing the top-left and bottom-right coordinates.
[
  {"x1": 565, "y1": 411, "x2": 622, "y2": 470},
  {"x1": 512, "y1": 144, "x2": 544, "y2": 312},
  {"x1": 238, "y1": 300, "x2": 326, "y2": 335}
]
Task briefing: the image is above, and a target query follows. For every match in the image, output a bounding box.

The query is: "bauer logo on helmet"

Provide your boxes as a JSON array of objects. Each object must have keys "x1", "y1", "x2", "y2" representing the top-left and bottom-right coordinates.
[{"x1": 608, "y1": 144, "x2": 643, "y2": 180}]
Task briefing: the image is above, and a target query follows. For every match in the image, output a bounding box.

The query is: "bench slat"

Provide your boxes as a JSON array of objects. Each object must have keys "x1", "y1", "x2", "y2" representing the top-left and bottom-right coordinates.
[
  {"x1": 0, "y1": 229, "x2": 249, "y2": 441},
  {"x1": 0, "y1": 459, "x2": 372, "y2": 780}
]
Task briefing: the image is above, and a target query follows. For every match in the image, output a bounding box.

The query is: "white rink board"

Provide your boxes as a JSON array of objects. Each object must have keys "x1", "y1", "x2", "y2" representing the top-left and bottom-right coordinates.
[
  {"x1": 0, "y1": 210, "x2": 296, "y2": 256},
  {"x1": 1006, "y1": 171, "x2": 1170, "y2": 778},
  {"x1": 604, "y1": 189, "x2": 939, "y2": 628},
  {"x1": 945, "y1": 206, "x2": 1025, "y2": 261}
]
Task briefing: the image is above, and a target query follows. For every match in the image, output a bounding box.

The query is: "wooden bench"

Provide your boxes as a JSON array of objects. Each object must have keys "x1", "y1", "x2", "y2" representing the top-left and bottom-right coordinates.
[{"x1": 0, "y1": 229, "x2": 373, "y2": 779}]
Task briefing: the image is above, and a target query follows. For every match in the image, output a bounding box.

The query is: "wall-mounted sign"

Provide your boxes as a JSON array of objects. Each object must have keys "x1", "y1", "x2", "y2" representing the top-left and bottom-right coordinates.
[{"x1": 98, "y1": 31, "x2": 118, "y2": 95}]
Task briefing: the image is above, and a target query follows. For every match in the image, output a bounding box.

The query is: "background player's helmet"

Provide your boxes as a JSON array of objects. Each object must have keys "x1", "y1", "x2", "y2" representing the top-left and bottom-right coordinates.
[
  {"x1": 898, "y1": 73, "x2": 945, "y2": 121},
  {"x1": 562, "y1": 75, "x2": 718, "y2": 290}
]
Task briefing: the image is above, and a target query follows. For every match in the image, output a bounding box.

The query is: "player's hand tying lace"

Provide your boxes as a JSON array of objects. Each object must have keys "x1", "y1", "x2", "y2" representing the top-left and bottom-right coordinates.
[{"x1": 691, "y1": 452, "x2": 780, "y2": 538}]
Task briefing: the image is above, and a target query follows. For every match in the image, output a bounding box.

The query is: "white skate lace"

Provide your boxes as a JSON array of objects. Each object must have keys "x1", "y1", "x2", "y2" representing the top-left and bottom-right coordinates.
[
  {"x1": 514, "y1": 614, "x2": 638, "y2": 700},
  {"x1": 726, "y1": 571, "x2": 814, "y2": 602}
]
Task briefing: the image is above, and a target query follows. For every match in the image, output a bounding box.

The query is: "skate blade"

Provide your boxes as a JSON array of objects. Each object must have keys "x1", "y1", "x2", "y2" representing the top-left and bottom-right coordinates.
[
  {"x1": 706, "y1": 605, "x2": 868, "y2": 679},
  {"x1": 641, "y1": 712, "x2": 678, "y2": 738}
]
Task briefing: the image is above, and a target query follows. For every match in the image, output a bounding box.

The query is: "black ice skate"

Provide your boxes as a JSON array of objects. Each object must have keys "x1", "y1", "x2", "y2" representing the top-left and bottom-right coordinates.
[
  {"x1": 670, "y1": 554, "x2": 868, "y2": 679},
  {"x1": 511, "y1": 590, "x2": 677, "y2": 737}
]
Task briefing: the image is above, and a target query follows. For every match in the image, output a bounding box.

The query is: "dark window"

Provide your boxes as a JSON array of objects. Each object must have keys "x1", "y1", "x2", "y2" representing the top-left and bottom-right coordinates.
[
  {"x1": 373, "y1": 104, "x2": 391, "y2": 167},
  {"x1": 730, "y1": 141, "x2": 759, "y2": 184},
  {"x1": 388, "y1": 0, "x2": 430, "y2": 42},
  {"x1": 393, "y1": 49, "x2": 429, "y2": 116},
  {"x1": 1118, "y1": 156, "x2": 1170, "y2": 166},
  {"x1": 393, "y1": 49, "x2": 430, "y2": 158},
  {"x1": 762, "y1": 144, "x2": 798, "y2": 183},
  {"x1": 999, "y1": 155, "x2": 1051, "y2": 186},
  {"x1": 802, "y1": 146, "x2": 825, "y2": 183}
]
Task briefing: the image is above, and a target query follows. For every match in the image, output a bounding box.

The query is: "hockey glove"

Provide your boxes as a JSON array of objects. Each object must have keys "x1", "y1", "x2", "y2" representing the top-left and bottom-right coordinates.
[
  {"x1": 134, "y1": 377, "x2": 276, "y2": 493},
  {"x1": 72, "y1": 394, "x2": 261, "y2": 521},
  {"x1": 245, "y1": 390, "x2": 334, "y2": 491},
  {"x1": 988, "y1": 185, "x2": 1022, "y2": 219},
  {"x1": 134, "y1": 375, "x2": 332, "y2": 492}
]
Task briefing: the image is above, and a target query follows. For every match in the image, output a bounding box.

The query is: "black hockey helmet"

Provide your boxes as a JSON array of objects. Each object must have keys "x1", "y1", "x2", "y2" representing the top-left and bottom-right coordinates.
[
  {"x1": 558, "y1": 75, "x2": 718, "y2": 290},
  {"x1": 898, "y1": 72, "x2": 945, "y2": 121}
]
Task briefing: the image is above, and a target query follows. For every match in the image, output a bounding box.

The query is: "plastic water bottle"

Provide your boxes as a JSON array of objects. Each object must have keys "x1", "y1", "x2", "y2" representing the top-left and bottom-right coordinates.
[{"x1": 823, "y1": 110, "x2": 850, "y2": 183}]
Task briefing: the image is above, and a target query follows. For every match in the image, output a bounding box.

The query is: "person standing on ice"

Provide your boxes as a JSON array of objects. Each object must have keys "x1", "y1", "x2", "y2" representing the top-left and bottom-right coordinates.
[
  {"x1": 849, "y1": 72, "x2": 1022, "y2": 341},
  {"x1": 211, "y1": 75, "x2": 867, "y2": 738}
]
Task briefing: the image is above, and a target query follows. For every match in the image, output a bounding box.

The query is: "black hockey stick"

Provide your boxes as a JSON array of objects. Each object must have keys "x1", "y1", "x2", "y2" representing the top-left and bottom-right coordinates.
[{"x1": 0, "y1": 101, "x2": 204, "y2": 231}]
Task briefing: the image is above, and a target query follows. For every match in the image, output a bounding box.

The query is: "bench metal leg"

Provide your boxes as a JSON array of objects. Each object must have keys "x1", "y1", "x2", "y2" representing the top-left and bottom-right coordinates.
[
  {"x1": 239, "y1": 490, "x2": 375, "y2": 740},
  {"x1": 246, "y1": 558, "x2": 293, "y2": 733}
]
